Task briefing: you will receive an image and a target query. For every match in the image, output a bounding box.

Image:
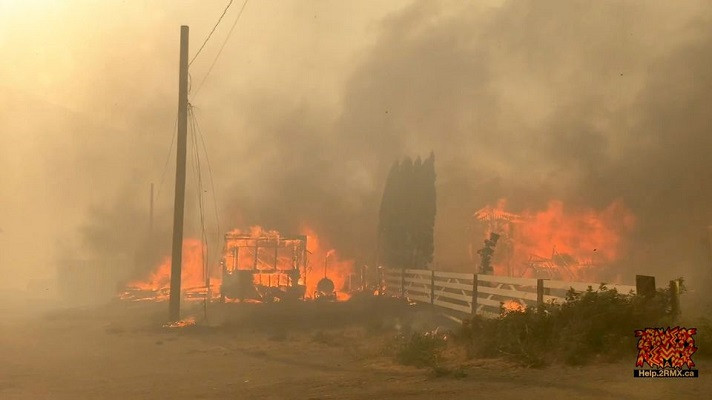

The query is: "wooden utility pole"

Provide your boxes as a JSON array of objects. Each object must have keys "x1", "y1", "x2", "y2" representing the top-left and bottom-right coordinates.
[{"x1": 169, "y1": 25, "x2": 189, "y2": 322}]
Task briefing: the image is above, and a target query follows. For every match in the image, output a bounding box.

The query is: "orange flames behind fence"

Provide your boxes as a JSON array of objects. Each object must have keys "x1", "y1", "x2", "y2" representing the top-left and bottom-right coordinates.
[{"x1": 476, "y1": 199, "x2": 636, "y2": 281}]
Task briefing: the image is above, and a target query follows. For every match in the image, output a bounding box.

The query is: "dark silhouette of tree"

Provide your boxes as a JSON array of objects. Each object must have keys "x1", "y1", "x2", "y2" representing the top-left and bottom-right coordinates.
[
  {"x1": 377, "y1": 153, "x2": 436, "y2": 269},
  {"x1": 417, "y1": 152, "x2": 436, "y2": 267},
  {"x1": 378, "y1": 161, "x2": 400, "y2": 267}
]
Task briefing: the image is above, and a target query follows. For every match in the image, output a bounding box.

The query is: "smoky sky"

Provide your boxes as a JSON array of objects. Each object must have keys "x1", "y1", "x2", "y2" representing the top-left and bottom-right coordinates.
[
  {"x1": 2, "y1": 0, "x2": 712, "y2": 297},
  {"x1": 234, "y1": 0, "x2": 712, "y2": 288}
]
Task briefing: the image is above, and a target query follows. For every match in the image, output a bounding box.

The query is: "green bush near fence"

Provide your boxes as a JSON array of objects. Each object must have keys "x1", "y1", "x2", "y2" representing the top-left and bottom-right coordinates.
[{"x1": 459, "y1": 283, "x2": 681, "y2": 367}]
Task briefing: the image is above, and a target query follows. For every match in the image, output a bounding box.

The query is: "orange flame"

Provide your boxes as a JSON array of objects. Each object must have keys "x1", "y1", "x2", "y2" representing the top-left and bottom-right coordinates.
[
  {"x1": 121, "y1": 238, "x2": 220, "y2": 301},
  {"x1": 122, "y1": 226, "x2": 354, "y2": 302},
  {"x1": 163, "y1": 316, "x2": 196, "y2": 328},
  {"x1": 501, "y1": 300, "x2": 526, "y2": 314},
  {"x1": 301, "y1": 225, "x2": 354, "y2": 300},
  {"x1": 476, "y1": 199, "x2": 635, "y2": 281}
]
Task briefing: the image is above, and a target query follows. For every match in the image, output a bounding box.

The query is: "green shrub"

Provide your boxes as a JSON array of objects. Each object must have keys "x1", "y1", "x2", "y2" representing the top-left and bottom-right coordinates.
[{"x1": 460, "y1": 284, "x2": 679, "y2": 367}]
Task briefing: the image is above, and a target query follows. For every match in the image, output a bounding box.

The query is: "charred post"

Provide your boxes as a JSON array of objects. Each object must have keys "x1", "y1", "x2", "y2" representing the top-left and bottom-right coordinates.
[
  {"x1": 471, "y1": 273, "x2": 478, "y2": 315},
  {"x1": 477, "y1": 232, "x2": 500, "y2": 275},
  {"x1": 430, "y1": 269, "x2": 435, "y2": 305},
  {"x1": 636, "y1": 275, "x2": 656, "y2": 298},
  {"x1": 536, "y1": 278, "x2": 544, "y2": 311}
]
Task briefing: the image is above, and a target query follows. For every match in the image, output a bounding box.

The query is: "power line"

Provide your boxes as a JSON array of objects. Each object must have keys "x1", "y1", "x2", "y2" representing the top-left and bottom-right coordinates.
[
  {"x1": 193, "y1": 0, "x2": 250, "y2": 97},
  {"x1": 188, "y1": 105, "x2": 222, "y2": 292},
  {"x1": 188, "y1": 105, "x2": 209, "y2": 288},
  {"x1": 189, "y1": 0, "x2": 235, "y2": 67},
  {"x1": 188, "y1": 106, "x2": 206, "y2": 248},
  {"x1": 191, "y1": 107, "x2": 222, "y2": 241}
]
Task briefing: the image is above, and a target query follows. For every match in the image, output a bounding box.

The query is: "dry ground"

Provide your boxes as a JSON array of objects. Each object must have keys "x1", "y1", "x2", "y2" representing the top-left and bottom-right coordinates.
[{"x1": 0, "y1": 297, "x2": 709, "y2": 399}]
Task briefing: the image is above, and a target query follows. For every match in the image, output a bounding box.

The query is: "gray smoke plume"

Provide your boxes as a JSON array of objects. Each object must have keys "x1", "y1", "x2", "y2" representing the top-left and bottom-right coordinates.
[
  {"x1": 3, "y1": 1, "x2": 712, "y2": 306},
  {"x1": 225, "y1": 0, "x2": 712, "y2": 291}
]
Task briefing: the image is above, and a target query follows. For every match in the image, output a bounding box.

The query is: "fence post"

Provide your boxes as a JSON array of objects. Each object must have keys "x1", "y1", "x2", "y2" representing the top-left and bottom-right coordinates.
[
  {"x1": 400, "y1": 268, "x2": 405, "y2": 298},
  {"x1": 536, "y1": 279, "x2": 544, "y2": 311},
  {"x1": 471, "y1": 274, "x2": 478, "y2": 315},
  {"x1": 430, "y1": 270, "x2": 435, "y2": 305},
  {"x1": 636, "y1": 275, "x2": 656, "y2": 298}
]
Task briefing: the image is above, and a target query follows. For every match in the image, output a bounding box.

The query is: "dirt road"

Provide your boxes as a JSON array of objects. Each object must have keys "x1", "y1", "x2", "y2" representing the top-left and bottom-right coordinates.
[{"x1": 0, "y1": 300, "x2": 709, "y2": 399}]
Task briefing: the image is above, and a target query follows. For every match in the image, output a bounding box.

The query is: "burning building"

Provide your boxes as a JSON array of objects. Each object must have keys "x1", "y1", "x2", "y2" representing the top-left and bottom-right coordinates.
[
  {"x1": 472, "y1": 199, "x2": 636, "y2": 282},
  {"x1": 220, "y1": 228, "x2": 308, "y2": 302},
  {"x1": 120, "y1": 225, "x2": 355, "y2": 303}
]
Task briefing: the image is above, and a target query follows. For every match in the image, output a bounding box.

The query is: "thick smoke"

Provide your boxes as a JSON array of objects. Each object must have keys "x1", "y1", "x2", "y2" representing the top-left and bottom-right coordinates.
[
  {"x1": 228, "y1": 0, "x2": 712, "y2": 290},
  {"x1": 3, "y1": 1, "x2": 712, "y2": 305},
  {"x1": 327, "y1": 0, "x2": 712, "y2": 289}
]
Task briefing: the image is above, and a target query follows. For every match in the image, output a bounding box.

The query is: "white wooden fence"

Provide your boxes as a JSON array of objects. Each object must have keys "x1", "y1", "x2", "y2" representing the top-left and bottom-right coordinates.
[{"x1": 382, "y1": 268, "x2": 638, "y2": 320}]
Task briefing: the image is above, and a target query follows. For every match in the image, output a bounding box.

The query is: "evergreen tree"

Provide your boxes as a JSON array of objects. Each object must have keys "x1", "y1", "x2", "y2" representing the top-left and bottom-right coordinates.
[
  {"x1": 392, "y1": 157, "x2": 413, "y2": 268},
  {"x1": 378, "y1": 162, "x2": 398, "y2": 235},
  {"x1": 377, "y1": 153, "x2": 436, "y2": 269},
  {"x1": 410, "y1": 157, "x2": 424, "y2": 267},
  {"x1": 378, "y1": 162, "x2": 399, "y2": 267},
  {"x1": 414, "y1": 152, "x2": 436, "y2": 268}
]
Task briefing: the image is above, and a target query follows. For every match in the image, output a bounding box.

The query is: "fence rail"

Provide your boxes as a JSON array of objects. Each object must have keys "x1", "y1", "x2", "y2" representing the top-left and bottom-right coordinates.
[{"x1": 382, "y1": 268, "x2": 641, "y2": 321}]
